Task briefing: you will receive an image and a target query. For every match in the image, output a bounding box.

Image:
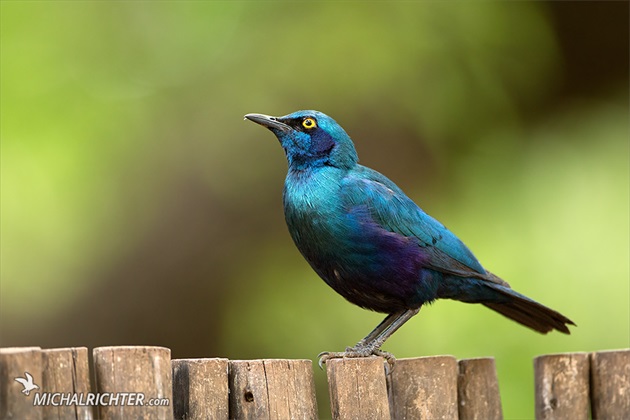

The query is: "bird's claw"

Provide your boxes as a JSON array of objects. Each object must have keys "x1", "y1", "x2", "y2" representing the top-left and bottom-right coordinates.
[
  {"x1": 372, "y1": 349, "x2": 397, "y2": 370},
  {"x1": 317, "y1": 346, "x2": 396, "y2": 373},
  {"x1": 317, "y1": 351, "x2": 346, "y2": 369}
]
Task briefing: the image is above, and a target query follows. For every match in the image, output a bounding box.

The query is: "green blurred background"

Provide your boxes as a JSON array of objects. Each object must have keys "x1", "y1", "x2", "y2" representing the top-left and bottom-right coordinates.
[{"x1": 1, "y1": 1, "x2": 628, "y2": 418}]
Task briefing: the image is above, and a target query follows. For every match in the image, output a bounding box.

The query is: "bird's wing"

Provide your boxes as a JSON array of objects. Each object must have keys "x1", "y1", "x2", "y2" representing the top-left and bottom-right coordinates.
[
  {"x1": 342, "y1": 166, "x2": 489, "y2": 279},
  {"x1": 15, "y1": 377, "x2": 28, "y2": 386},
  {"x1": 25, "y1": 372, "x2": 33, "y2": 382}
]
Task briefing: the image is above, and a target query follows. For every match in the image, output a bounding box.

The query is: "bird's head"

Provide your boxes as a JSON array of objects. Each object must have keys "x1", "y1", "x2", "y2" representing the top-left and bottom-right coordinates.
[{"x1": 245, "y1": 110, "x2": 358, "y2": 170}]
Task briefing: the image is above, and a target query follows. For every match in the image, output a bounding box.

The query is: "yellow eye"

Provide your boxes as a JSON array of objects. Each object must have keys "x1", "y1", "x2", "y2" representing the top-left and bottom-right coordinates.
[{"x1": 302, "y1": 117, "x2": 317, "y2": 129}]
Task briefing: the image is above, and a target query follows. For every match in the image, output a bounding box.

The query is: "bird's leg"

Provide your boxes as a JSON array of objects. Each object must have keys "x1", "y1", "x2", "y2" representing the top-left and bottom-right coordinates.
[
  {"x1": 356, "y1": 307, "x2": 420, "y2": 352},
  {"x1": 352, "y1": 311, "x2": 405, "y2": 349},
  {"x1": 318, "y1": 308, "x2": 420, "y2": 369}
]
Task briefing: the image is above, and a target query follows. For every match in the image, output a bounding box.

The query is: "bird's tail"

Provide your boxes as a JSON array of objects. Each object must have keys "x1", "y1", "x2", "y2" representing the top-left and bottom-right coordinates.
[{"x1": 481, "y1": 282, "x2": 575, "y2": 334}]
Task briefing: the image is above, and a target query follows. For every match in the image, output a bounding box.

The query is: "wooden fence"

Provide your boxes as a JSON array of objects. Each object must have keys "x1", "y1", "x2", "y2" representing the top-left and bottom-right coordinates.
[{"x1": 0, "y1": 346, "x2": 628, "y2": 419}]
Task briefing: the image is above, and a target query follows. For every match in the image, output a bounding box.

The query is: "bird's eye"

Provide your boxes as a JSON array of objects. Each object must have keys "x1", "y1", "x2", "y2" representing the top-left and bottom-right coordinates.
[{"x1": 302, "y1": 118, "x2": 317, "y2": 129}]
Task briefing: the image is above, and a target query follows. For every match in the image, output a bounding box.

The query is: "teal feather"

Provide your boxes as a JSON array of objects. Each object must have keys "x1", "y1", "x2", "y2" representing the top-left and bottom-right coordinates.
[{"x1": 246, "y1": 110, "x2": 574, "y2": 334}]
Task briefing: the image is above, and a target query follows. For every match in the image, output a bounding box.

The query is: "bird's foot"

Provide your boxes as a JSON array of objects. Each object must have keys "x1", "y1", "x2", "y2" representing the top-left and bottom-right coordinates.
[{"x1": 317, "y1": 345, "x2": 396, "y2": 373}]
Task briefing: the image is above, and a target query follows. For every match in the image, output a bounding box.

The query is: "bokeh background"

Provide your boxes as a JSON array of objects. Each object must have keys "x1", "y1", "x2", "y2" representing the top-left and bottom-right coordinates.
[{"x1": 2, "y1": 1, "x2": 628, "y2": 418}]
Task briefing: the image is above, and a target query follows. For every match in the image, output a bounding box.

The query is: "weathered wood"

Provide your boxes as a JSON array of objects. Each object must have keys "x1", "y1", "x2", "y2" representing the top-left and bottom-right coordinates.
[
  {"x1": 590, "y1": 349, "x2": 630, "y2": 420},
  {"x1": 172, "y1": 358, "x2": 229, "y2": 420},
  {"x1": 93, "y1": 346, "x2": 172, "y2": 420},
  {"x1": 534, "y1": 352, "x2": 590, "y2": 420},
  {"x1": 41, "y1": 347, "x2": 92, "y2": 420},
  {"x1": 228, "y1": 359, "x2": 317, "y2": 420},
  {"x1": 388, "y1": 355, "x2": 458, "y2": 420},
  {"x1": 457, "y1": 357, "x2": 503, "y2": 420},
  {"x1": 0, "y1": 347, "x2": 43, "y2": 420},
  {"x1": 326, "y1": 357, "x2": 390, "y2": 420}
]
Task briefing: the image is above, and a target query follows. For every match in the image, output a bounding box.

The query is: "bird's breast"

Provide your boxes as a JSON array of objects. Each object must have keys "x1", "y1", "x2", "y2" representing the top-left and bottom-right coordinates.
[
  {"x1": 283, "y1": 168, "x2": 345, "y2": 250},
  {"x1": 282, "y1": 168, "x2": 435, "y2": 311}
]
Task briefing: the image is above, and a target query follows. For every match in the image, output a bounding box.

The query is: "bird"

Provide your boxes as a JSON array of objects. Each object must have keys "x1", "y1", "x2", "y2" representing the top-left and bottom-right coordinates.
[
  {"x1": 15, "y1": 372, "x2": 39, "y2": 396},
  {"x1": 245, "y1": 110, "x2": 574, "y2": 367}
]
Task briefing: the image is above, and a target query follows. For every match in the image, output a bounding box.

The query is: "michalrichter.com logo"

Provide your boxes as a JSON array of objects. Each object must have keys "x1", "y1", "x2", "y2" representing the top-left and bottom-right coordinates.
[
  {"x1": 14, "y1": 372, "x2": 39, "y2": 396},
  {"x1": 13, "y1": 372, "x2": 169, "y2": 407}
]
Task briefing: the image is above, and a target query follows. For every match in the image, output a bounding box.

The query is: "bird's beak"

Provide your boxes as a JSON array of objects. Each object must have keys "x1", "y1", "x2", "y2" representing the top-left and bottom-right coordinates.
[{"x1": 244, "y1": 113, "x2": 291, "y2": 132}]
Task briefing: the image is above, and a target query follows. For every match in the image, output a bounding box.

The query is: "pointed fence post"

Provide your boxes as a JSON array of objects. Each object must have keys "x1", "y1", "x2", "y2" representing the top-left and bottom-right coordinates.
[
  {"x1": 172, "y1": 358, "x2": 229, "y2": 420},
  {"x1": 326, "y1": 357, "x2": 391, "y2": 420}
]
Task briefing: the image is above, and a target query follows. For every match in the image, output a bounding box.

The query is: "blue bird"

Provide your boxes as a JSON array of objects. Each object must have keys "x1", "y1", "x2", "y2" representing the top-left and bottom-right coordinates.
[{"x1": 245, "y1": 110, "x2": 574, "y2": 366}]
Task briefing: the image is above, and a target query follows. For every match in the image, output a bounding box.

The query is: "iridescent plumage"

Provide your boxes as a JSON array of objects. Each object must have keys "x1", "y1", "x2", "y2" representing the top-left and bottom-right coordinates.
[{"x1": 246, "y1": 110, "x2": 574, "y2": 365}]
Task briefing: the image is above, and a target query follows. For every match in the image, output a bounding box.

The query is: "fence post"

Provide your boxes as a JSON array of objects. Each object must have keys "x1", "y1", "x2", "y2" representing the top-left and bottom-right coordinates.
[
  {"x1": 0, "y1": 347, "x2": 43, "y2": 420},
  {"x1": 590, "y1": 349, "x2": 630, "y2": 420},
  {"x1": 534, "y1": 352, "x2": 590, "y2": 420},
  {"x1": 228, "y1": 359, "x2": 317, "y2": 420},
  {"x1": 457, "y1": 357, "x2": 503, "y2": 420},
  {"x1": 326, "y1": 357, "x2": 390, "y2": 420},
  {"x1": 388, "y1": 355, "x2": 458, "y2": 420},
  {"x1": 172, "y1": 358, "x2": 229, "y2": 420},
  {"x1": 41, "y1": 347, "x2": 92, "y2": 420},
  {"x1": 93, "y1": 346, "x2": 172, "y2": 420}
]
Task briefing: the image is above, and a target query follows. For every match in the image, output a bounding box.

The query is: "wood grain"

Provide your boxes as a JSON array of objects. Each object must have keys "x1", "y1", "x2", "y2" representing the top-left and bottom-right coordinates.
[
  {"x1": 457, "y1": 357, "x2": 502, "y2": 420},
  {"x1": 534, "y1": 352, "x2": 590, "y2": 420},
  {"x1": 229, "y1": 359, "x2": 317, "y2": 420},
  {"x1": 590, "y1": 349, "x2": 630, "y2": 420},
  {"x1": 93, "y1": 346, "x2": 172, "y2": 420},
  {"x1": 326, "y1": 357, "x2": 390, "y2": 420},
  {"x1": 41, "y1": 347, "x2": 92, "y2": 420},
  {"x1": 172, "y1": 358, "x2": 229, "y2": 419},
  {"x1": 0, "y1": 347, "x2": 43, "y2": 420},
  {"x1": 388, "y1": 356, "x2": 458, "y2": 420}
]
